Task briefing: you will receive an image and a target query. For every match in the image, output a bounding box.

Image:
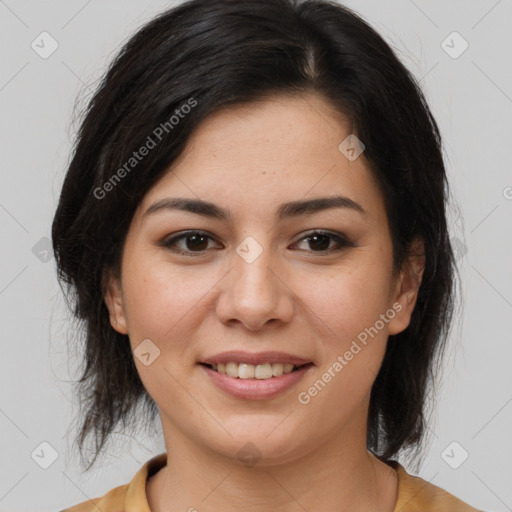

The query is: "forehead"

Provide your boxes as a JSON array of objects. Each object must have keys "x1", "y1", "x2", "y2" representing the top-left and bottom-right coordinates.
[
  {"x1": 179, "y1": 92, "x2": 352, "y2": 167},
  {"x1": 136, "y1": 92, "x2": 386, "y2": 224}
]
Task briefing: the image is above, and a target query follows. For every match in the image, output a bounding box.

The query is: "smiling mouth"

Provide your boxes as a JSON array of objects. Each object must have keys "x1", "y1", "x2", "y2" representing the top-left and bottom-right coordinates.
[{"x1": 199, "y1": 362, "x2": 312, "y2": 379}]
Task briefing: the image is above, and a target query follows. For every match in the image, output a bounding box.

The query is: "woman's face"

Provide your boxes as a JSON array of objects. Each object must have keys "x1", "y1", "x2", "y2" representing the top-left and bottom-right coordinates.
[{"x1": 105, "y1": 92, "x2": 422, "y2": 465}]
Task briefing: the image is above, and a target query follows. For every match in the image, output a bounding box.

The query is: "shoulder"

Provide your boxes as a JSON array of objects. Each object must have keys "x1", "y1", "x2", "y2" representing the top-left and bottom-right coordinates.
[
  {"x1": 58, "y1": 452, "x2": 167, "y2": 512},
  {"x1": 393, "y1": 462, "x2": 484, "y2": 511},
  {"x1": 59, "y1": 483, "x2": 128, "y2": 512}
]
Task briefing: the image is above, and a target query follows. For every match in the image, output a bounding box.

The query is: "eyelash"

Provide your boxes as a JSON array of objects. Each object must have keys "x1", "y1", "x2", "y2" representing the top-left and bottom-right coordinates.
[{"x1": 159, "y1": 230, "x2": 354, "y2": 257}]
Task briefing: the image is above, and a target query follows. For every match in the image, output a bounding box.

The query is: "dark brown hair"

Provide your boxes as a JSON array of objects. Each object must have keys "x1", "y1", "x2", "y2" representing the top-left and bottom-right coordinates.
[{"x1": 52, "y1": 0, "x2": 458, "y2": 472}]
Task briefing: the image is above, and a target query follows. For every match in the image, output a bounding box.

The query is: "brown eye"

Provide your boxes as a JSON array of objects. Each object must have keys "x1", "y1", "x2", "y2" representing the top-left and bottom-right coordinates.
[
  {"x1": 292, "y1": 230, "x2": 354, "y2": 254},
  {"x1": 306, "y1": 233, "x2": 331, "y2": 251},
  {"x1": 160, "y1": 231, "x2": 219, "y2": 255}
]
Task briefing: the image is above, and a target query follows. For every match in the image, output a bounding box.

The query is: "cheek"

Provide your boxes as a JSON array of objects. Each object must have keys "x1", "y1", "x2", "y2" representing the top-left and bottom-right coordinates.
[
  {"x1": 297, "y1": 259, "x2": 394, "y2": 343},
  {"x1": 120, "y1": 261, "x2": 215, "y2": 395},
  {"x1": 292, "y1": 252, "x2": 394, "y2": 392},
  {"x1": 121, "y1": 259, "x2": 215, "y2": 342},
  {"x1": 293, "y1": 267, "x2": 393, "y2": 424}
]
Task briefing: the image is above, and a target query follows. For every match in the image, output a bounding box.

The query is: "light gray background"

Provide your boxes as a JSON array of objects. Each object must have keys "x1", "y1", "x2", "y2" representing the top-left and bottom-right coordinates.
[{"x1": 1, "y1": 1, "x2": 511, "y2": 511}]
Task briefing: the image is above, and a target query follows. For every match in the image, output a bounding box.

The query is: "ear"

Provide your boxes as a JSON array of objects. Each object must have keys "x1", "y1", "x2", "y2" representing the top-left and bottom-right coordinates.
[
  {"x1": 388, "y1": 236, "x2": 425, "y2": 336},
  {"x1": 103, "y1": 271, "x2": 129, "y2": 335}
]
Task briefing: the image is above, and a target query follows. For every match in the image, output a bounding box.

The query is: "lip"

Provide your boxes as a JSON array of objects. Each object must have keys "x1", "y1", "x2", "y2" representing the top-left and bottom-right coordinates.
[
  {"x1": 200, "y1": 362, "x2": 314, "y2": 400},
  {"x1": 200, "y1": 351, "x2": 313, "y2": 366}
]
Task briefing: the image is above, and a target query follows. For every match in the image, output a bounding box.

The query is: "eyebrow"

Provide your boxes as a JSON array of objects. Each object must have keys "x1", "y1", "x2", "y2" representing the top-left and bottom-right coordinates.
[{"x1": 142, "y1": 195, "x2": 367, "y2": 222}]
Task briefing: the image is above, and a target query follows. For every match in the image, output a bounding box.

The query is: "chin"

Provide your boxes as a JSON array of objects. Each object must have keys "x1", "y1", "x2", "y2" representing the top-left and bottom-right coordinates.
[{"x1": 205, "y1": 428, "x2": 310, "y2": 467}]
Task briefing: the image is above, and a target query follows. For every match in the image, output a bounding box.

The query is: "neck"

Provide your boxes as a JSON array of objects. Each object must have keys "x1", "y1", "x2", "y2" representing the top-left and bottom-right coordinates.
[{"x1": 147, "y1": 415, "x2": 398, "y2": 512}]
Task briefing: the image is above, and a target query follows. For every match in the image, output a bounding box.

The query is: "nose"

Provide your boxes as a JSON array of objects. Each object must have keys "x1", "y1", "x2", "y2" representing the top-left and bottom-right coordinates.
[{"x1": 215, "y1": 244, "x2": 294, "y2": 331}]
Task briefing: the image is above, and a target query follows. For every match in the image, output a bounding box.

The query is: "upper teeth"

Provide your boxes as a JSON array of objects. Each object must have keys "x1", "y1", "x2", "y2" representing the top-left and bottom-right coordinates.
[{"x1": 211, "y1": 362, "x2": 297, "y2": 379}]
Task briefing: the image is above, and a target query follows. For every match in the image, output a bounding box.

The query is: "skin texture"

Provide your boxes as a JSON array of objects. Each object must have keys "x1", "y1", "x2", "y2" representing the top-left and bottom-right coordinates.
[{"x1": 105, "y1": 92, "x2": 424, "y2": 512}]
